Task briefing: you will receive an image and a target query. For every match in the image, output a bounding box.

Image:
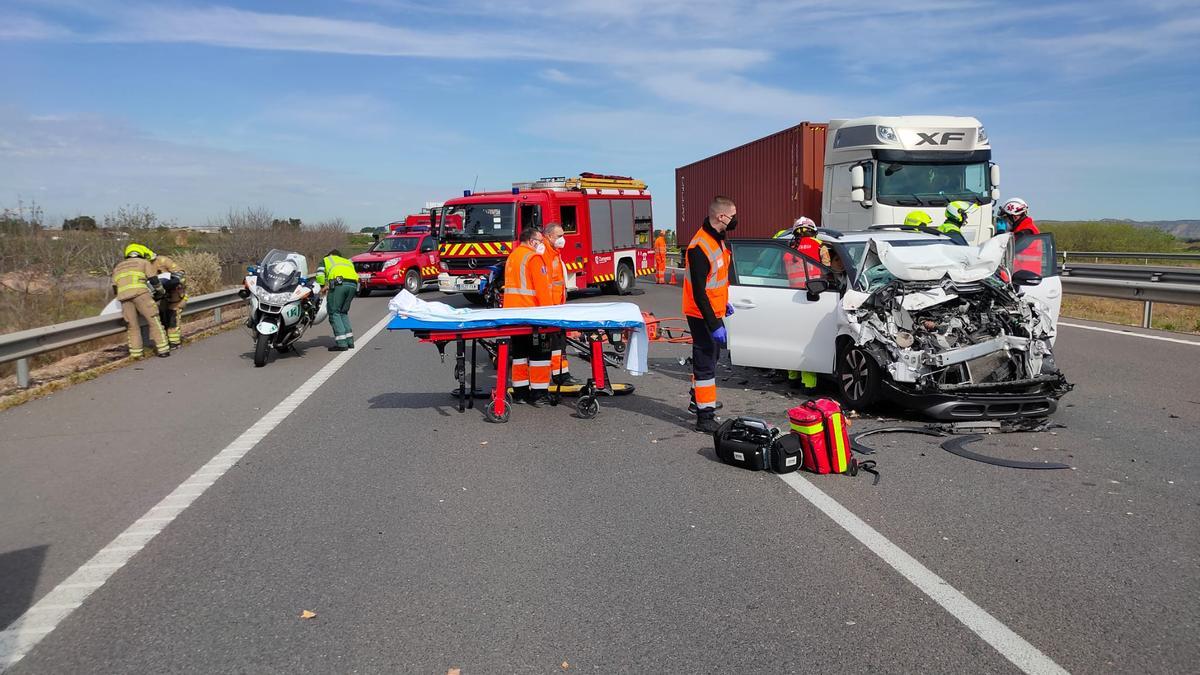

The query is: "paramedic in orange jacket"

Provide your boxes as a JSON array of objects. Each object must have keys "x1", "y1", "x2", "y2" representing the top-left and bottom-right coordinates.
[
  {"x1": 541, "y1": 222, "x2": 583, "y2": 387},
  {"x1": 503, "y1": 226, "x2": 554, "y2": 405},
  {"x1": 683, "y1": 196, "x2": 736, "y2": 433},
  {"x1": 653, "y1": 230, "x2": 669, "y2": 283}
]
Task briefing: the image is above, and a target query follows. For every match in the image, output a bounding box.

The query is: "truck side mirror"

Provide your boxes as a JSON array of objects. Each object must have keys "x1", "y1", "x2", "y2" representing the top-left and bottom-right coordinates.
[
  {"x1": 850, "y1": 165, "x2": 865, "y2": 203},
  {"x1": 989, "y1": 164, "x2": 1001, "y2": 201}
]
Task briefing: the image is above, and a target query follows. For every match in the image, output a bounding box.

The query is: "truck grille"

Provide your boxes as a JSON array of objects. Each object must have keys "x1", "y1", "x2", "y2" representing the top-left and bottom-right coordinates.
[{"x1": 354, "y1": 261, "x2": 383, "y2": 273}]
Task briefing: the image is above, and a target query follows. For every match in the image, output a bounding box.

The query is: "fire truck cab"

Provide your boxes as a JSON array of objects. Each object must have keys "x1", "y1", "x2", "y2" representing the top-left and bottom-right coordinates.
[{"x1": 436, "y1": 173, "x2": 657, "y2": 306}]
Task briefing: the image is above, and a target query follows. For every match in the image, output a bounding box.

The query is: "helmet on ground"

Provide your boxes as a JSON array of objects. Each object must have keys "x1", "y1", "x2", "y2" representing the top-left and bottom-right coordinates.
[
  {"x1": 124, "y1": 243, "x2": 153, "y2": 259},
  {"x1": 945, "y1": 201, "x2": 974, "y2": 225},
  {"x1": 792, "y1": 216, "x2": 817, "y2": 237},
  {"x1": 903, "y1": 211, "x2": 932, "y2": 228},
  {"x1": 1001, "y1": 197, "x2": 1028, "y2": 220}
]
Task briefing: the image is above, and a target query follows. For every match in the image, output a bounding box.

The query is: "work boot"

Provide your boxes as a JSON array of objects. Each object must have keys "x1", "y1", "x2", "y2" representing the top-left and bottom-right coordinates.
[
  {"x1": 525, "y1": 391, "x2": 550, "y2": 408},
  {"x1": 156, "y1": 351, "x2": 171, "y2": 358},
  {"x1": 688, "y1": 401, "x2": 723, "y2": 414},
  {"x1": 328, "y1": 345, "x2": 348, "y2": 352},
  {"x1": 347, "y1": 343, "x2": 356, "y2": 349},
  {"x1": 553, "y1": 373, "x2": 583, "y2": 387},
  {"x1": 695, "y1": 416, "x2": 721, "y2": 434}
]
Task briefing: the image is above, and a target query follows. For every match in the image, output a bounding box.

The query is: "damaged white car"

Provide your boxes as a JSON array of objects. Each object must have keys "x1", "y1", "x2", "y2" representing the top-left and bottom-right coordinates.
[{"x1": 724, "y1": 228, "x2": 1072, "y2": 419}]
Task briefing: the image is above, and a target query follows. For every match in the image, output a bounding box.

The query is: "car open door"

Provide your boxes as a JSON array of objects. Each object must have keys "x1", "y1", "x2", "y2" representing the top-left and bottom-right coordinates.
[
  {"x1": 1012, "y1": 233, "x2": 1061, "y2": 327},
  {"x1": 724, "y1": 240, "x2": 840, "y2": 373}
]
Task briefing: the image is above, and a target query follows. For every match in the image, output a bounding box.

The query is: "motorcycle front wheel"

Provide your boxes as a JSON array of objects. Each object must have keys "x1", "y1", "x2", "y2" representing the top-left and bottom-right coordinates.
[{"x1": 253, "y1": 332, "x2": 270, "y2": 367}]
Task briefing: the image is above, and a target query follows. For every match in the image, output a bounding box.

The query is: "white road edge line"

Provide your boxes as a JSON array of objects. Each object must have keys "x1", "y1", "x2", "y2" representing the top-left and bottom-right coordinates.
[
  {"x1": 1059, "y1": 321, "x2": 1200, "y2": 345},
  {"x1": 0, "y1": 312, "x2": 395, "y2": 672},
  {"x1": 776, "y1": 473, "x2": 1069, "y2": 675}
]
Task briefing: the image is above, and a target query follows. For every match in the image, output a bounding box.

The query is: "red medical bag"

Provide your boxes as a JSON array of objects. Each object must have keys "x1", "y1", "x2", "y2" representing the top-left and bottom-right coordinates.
[{"x1": 788, "y1": 399, "x2": 854, "y2": 474}]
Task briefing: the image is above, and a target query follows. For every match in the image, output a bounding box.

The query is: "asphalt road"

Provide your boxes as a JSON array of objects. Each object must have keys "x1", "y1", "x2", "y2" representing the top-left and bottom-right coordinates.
[{"x1": 1, "y1": 283, "x2": 1197, "y2": 673}]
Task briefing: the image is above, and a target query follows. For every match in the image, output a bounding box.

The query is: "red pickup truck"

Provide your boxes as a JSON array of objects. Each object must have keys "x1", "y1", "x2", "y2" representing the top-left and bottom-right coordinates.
[{"x1": 351, "y1": 232, "x2": 441, "y2": 297}]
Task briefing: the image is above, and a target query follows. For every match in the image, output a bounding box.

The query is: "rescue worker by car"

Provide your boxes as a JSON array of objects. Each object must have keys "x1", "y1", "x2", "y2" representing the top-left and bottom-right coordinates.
[
  {"x1": 938, "y1": 202, "x2": 972, "y2": 245},
  {"x1": 152, "y1": 250, "x2": 186, "y2": 348},
  {"x1": 315, "y1": 249, "x2": 358, "y2": 351},
  {"x1": 111, "y1": 243, "x2": 170, "y2": 358},
  {"x1": 504, "y1": 226, "x2": 554, "y2": 405},
  {"x1": 684, "y1": 196, "x2": 736, "y2": 433},
  {"x1": 904, "y1": 210, "x2": 933, "y2": 229},
  {"x1": 771, "y1": 216, "x2": 830, "y2": 391},
  {"x1": 1000, "y1": 197, "x2": 1040, "y2": 236},
  {"x1": 541, "y1": 222, "x2": 582, "y2": 387},
  {"x1": 653, "y1": 230, "x2": 669, "y2": 284}
]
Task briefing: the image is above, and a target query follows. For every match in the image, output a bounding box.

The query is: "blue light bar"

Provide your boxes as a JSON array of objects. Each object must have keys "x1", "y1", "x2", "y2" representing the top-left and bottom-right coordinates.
[{"x1": 463, "y1": 190, "x2": 472, "y2": 197}]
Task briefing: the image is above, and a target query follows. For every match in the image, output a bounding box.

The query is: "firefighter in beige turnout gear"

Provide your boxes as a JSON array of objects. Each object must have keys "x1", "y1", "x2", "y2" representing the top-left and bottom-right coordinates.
[
  {"x1": 153, "y1": 252, "x2": 186, "y2": 348},
  {"x1": 112, "y1": 243, "x2": 170, "y2": 358}
]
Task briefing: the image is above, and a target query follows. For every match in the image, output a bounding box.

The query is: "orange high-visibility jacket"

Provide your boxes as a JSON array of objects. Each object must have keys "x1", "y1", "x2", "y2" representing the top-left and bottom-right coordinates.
[
  {"x1": 542, "y1": 245, "x2": 568, "y2": 306},
  {"x1": 503, "y1": 244, "x2": 553, "y2": 308},
  {"x1": 654, "y1": 235, "x2": 667, "y2": 256},
  {"x1": 682, "y1": 228, "x2": 730, "y2": 320}
]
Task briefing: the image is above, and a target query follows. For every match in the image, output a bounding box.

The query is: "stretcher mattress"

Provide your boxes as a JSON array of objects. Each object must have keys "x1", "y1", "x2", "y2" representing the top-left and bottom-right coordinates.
[{"x1": 386, "y1": 290, "x2": 648, "y2": 375}]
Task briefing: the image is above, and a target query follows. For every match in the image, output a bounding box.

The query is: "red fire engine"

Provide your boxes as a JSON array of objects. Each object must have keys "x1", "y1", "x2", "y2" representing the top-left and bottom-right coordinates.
[{"x1": 436, "y1": 173, "x2": 657, "y2": 306}]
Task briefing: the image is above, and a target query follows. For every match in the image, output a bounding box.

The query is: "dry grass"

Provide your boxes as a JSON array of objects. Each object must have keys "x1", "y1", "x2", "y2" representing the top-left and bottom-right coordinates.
[{"x1": 1062, "y1": 295, "x2": 1200, "y2": 334}]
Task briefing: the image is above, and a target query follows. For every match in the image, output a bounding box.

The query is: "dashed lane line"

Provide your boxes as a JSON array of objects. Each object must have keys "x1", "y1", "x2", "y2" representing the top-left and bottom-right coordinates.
[
  {"x1": 777, "y1": 473, "x2": 1069, "y2": 675},
  {"x1": 1059, "y1": 321, "x2": 1200, "y2": 345},
  {"x1": 0, "y1": 312, "x2": 394, "y2": 671}
]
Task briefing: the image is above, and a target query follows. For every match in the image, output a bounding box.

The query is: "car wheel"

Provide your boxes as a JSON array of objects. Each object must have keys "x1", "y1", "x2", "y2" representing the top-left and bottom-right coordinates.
[
  {"x1": 357, "y1": 286, "x2": 371, "y2": 297},
  {"x1": 464, "y1": 292, "x2": 487, "y2": 306},
  {"x1": 837, "y1": 343, "x2": 881, "y2": 409},
  {"x1": 403, "y1": 269, "x2": 421, "y2": 294}
]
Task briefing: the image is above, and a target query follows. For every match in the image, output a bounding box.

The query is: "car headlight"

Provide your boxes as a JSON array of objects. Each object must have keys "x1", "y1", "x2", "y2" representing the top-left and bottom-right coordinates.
[
  {"x1": 381, "y1": 258, "x2": 401, "y2": 270},
  {"x1": 439, "y1": 261, "x2": 449, "y2": 272}
]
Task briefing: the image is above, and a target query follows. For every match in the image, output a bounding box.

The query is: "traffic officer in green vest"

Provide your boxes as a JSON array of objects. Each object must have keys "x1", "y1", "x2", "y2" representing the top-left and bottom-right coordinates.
[
  {"x1": 315, "y1": 249, "x2": 359, "y2": 351},
  {"x1": 937, "y1": 201, "x2": 972, "y2": 245}
]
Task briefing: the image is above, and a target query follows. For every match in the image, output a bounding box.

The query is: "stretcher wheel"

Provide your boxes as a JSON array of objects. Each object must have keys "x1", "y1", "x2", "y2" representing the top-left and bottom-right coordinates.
[
  {"x1": 484, "y1": 397, "x2": 510, "y2": 423},
  {"x1": 576, "y1": 396, "x2": 599, "y2": 419}
]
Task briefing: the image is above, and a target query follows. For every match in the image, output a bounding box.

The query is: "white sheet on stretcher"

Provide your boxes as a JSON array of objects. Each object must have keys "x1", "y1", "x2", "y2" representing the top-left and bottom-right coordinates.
[{"x1": 388, "y1": 290, "x2": 649, "y2": 375}]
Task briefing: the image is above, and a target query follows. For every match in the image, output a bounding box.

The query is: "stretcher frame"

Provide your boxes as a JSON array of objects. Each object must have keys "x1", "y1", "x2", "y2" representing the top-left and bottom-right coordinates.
[{"x1": 411, "y1": 324, "x2": 625, "y2": 422}]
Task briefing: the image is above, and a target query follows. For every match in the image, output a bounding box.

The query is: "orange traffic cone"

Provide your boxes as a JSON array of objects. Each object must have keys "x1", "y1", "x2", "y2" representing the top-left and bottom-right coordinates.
[{"x1": 669, "y1": 268, "x2": 677, "y2": 285}]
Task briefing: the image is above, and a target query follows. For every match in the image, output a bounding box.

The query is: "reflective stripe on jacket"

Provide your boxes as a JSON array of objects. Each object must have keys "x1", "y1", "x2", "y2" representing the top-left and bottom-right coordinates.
[
  {"x1": 542, "y1": 246, "x2": 568, "y2": 306},
  {"x1": 682, "y1": 228, "x2": 729, "y2": 320},
  {"x1": 503, "y1": 244, "x2": 552, "y2": 308},
  {"x1": 111, "y1": 258, "x2": 155, "y2": 301}
]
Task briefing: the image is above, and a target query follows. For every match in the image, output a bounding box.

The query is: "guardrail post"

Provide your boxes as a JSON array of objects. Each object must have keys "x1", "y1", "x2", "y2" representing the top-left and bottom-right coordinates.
[
  {"x1": 214, "y1": 307, "x2": 223, "y2": 324},
  {"x1": 1142, "y1": 301, "x2": 1154, "y2": 329},
  {"x1": 16, "y1": 358, "x2": 30, "y2": 388}
]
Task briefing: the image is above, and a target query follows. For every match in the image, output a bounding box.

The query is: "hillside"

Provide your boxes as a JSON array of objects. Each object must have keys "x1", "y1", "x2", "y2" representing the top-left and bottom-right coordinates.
[{"x1": 1042, "y1": 219, "x2": 1200, "y2": 242}]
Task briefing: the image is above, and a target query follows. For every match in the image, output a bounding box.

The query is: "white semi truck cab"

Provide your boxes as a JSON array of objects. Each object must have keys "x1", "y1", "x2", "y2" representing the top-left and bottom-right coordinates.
[{"x1": 821, "y1": 116, "x2": 1000, "y2": 245}]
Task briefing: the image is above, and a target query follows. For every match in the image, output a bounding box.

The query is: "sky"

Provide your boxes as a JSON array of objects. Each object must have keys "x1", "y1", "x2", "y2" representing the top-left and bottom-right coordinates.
[{"x1": 1, "y1": 0, "x2": 1198, "y2": 229}]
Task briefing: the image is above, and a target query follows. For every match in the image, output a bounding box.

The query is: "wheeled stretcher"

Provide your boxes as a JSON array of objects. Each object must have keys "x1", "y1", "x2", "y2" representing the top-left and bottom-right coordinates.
[{"x1": 386, "y1": 294, "x2": 647, "y2": 423}]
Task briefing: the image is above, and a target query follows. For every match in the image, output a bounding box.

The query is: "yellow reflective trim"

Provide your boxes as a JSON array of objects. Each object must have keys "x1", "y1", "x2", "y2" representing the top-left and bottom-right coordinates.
[
  {"x1": 830, "y1": 414, "x2": 848, "y2": 472},
  {"x1": 790, "y1": 422, "x2": 823, "y2": 435}
]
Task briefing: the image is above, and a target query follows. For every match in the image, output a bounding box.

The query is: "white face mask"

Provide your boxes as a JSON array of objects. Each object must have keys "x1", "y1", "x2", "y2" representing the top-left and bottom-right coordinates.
[
  {"x1": 553, "y1": 236, "x2": 566, "y2": 249},
  {"x1": 534, "y1": 242, "x2": 546, "y2": 255}
]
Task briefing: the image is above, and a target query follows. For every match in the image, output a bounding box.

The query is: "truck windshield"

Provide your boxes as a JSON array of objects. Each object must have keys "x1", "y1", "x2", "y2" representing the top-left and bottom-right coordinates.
[
  {"x1": 876, "y1": 162, "x2": 990, "y2": 207},
  {"x1": 439, "y1": 203, "x2": 516, "y2": 241},
  {"x1": 371, "y1": 237, "x2": 418, "y2": 253}
]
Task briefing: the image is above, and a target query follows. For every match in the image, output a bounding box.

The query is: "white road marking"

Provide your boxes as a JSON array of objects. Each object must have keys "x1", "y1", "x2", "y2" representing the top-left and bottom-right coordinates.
[
  {"x1": 1059, "y1": 321, "x2": 1200, "y2": 345},
  {"x1": 777, "y1": 473, "x2": 1069, "y2": 675},
  {"x1": 0, "y1": 312, "x2": 394, "y2": 671}
]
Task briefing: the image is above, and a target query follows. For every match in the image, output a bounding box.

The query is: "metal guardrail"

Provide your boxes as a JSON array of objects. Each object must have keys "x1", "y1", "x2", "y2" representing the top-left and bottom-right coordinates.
[
  {"x1": 0, "y1": 288, "x2": 244, "y2": 389},
  {"x1": 1060, "y1": 251, "x2": 1200, "y2": 264}
]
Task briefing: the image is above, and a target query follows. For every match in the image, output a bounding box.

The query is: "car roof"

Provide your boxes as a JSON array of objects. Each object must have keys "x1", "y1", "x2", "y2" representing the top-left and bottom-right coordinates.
[{"x1": 819, "y1": 228, "x2": 952, "y2": 244}]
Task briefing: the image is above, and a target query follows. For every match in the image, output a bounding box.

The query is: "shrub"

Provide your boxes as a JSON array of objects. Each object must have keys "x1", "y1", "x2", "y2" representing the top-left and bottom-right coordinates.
[{"x1": 174, "y1": 251, "x2": 222, "y2": 295}]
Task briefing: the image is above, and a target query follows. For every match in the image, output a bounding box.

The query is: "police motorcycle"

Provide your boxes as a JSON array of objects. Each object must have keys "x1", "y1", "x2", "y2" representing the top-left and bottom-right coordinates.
[{"x1": 238, "y1": 249, "x2": 327, "y2": 367}]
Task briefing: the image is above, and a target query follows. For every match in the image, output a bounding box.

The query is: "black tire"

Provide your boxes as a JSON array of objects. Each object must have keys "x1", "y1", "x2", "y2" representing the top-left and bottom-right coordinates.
[
  {"x1": 464, "y1": 292, "x2": 487, "y2": 307},
  {"x1": 484, "y1": 397, "x2": 511, "y2": 423},
  {"x1": 403, "y1": 269, "x2": 421, "y2": 294},
  {"x1": 357, "y1": 286, "x2": 371, "y2": 297},
  {"x1": 253, "y1": 332, "x2": 270, "y2": 367},
  {"x1": 836, "y1": 343, "x2": 881, "y2": 409},
  {"x1": 577, "y1": 396, "x2": 600, "y2": 419},
  {"x1": 608, "y1": 261, "x2": 634, "y2": 295}
]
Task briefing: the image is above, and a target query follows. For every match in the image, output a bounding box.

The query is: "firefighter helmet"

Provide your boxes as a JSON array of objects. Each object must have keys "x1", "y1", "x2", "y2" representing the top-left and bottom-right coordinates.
[
  {"x1": 903, "y1": 210, "x2": 933, "y2": 228},
  {"x1": 945, "y1": 201, "x2": 974, "y2": 225},
  {"x1": 792, "y1": 216, "x2": 817, "y2": 237},
  {"x1": 124, "y1": 243, "x2": 153, "y2": 259}
]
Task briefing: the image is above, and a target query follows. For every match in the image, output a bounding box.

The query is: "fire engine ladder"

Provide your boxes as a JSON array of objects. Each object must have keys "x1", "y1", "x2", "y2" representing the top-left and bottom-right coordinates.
[{"x1": 565, "y1": 175, "x2": 647, "y2": 191}]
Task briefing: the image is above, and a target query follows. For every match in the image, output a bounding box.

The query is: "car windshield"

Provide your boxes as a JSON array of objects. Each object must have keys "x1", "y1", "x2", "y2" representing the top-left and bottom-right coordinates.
[
  {"x1": 439, "y1": 203, "x2": 516, "y2": 241},
  {"x1": 875, "y1": 161, "x2": 990, "y2": 207},
  {"x1": 372, "y1": 237, "x2": 419, "y2": 253}
]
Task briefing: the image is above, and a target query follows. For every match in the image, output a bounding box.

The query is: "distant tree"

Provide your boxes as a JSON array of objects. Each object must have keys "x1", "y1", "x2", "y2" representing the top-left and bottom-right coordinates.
[
  {"x1": 62, "y1": 215, "x2": 98, "y2": 231},
  {"x1": 359, "y1": 226, "x2": 377, "y2": 233},
  {"x1": 272, "y1": 218, "x2": 302, "y2": 231},
  {"x1": 0, "y1": 198, "x2": 44, "y2": 235}
]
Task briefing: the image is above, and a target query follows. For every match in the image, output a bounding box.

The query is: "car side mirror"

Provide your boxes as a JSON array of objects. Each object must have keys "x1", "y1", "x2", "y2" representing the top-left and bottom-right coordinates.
[
  {"x1": 806, "y1": 278, "x2": 830, "y2": 301},
  {"x1": 1012, "y1": 269, "x2": 1042, "y2": 287}
]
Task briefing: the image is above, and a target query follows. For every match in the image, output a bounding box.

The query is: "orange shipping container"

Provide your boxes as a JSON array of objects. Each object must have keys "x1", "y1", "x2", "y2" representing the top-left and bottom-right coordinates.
[{"x1": 675, "y1": 122, "x2": 827, "y2": 244}]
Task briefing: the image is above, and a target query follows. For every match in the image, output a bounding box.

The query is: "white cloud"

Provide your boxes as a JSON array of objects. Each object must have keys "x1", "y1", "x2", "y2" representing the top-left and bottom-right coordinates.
[{"x1": 539, "y1": 68, "x2": 578, "y2": 85}]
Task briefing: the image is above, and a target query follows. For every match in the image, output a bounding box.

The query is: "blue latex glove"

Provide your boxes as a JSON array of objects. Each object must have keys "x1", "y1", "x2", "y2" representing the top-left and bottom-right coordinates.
[
  {"x1": 712, "y1": 326, "x2": 728, "y2": 345},
  {"x1": 725, "y1": 303, "x2": 735, "y2": 316}
]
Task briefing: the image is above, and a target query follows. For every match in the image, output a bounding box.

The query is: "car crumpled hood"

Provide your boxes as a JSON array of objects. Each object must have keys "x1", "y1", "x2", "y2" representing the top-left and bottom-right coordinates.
[{"x1": 872, "y1": 233, "x2": 1011, "y2": 284}]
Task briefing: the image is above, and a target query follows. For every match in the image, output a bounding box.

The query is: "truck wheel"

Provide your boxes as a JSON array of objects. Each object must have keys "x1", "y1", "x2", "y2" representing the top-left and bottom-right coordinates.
[
  {"x1": 403, "y1": 269, "x2": 421, "y2": 294},
  {"x1": 836, "y1": 343, "x2": 881, "y2": 409},
  {"x1": 609, "y1": 262, "x2": 634, "y2": 296},
  {"x1": 253, "y1": 333, "x2": 270, "y2": 367},
  {"x1": 464, "y1": 292, "x2": 487, "y2": 306}
]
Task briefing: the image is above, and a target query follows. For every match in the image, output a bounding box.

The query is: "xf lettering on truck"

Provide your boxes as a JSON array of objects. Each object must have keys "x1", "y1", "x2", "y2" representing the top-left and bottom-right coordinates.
[{"x1": 916, "y1": 131, "x2": 967, "y2": 146}]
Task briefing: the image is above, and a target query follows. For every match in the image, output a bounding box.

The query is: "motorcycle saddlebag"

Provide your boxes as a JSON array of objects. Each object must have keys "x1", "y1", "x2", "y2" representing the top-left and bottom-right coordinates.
[{"x1": 713, "y1": 417, "x2": 778, "y2": 471}]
